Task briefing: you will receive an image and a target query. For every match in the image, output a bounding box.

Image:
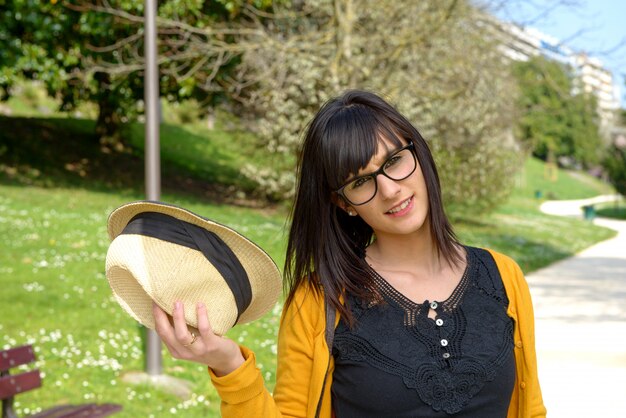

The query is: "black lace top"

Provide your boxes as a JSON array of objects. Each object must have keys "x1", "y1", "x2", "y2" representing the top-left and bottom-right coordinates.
[{"x1": 331, "y1": 247, "x2": 516, "y2": 417}]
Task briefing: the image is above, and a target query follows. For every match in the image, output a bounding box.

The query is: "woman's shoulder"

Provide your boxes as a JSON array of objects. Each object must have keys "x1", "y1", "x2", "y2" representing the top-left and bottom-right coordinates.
[
  {"x1": 281, "y1": 279, "x2": 326, "y2": 331},
  {"x1": 479, "y1": 247, "x2": 523, "y2": 274},
  {"x1": 478, "y1": 247, "x2": 535, "y2": 304},
  {"x1": 467, "y1": 246, "x2": 527, "y2": 290},
  {"x1": 289, "y1": 278, "x2": 325, "y2": 304}
]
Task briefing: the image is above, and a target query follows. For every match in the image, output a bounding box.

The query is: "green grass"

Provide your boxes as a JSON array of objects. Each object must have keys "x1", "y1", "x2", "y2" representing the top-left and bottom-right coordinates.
[
  {"x1": 0, "y1": 177, "x2": 616, "y2": 416},
  {"x1": 1, "y1": 80, "x2": 69, "y2": 118},
  {"x1": 0, "y1": 94, "x2": 620, "y2": 416},
  {"x1": 457, "y1": 194, "x2": 615, "y2": 272},
  {"x1": 595, "y1": 200, "x2": 626, "y2": 220},
  {"x1": 0, "y1": 86, "x2": 283, "y2": 204},
  {"x1": 451, "y1": 157, "x2": 617, "y2": 272},
  {"x1": 512, "y1": 157, "x2": 614, "y2": 200},
  {"x1": 0, "y1": 184, "x2": 286, "y2": 417}
]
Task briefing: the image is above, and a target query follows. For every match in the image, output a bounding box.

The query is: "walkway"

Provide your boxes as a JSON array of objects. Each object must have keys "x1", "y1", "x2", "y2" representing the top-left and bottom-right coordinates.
[{"x1": 528, "y1": 195, "x2": 626, "y2": 417}]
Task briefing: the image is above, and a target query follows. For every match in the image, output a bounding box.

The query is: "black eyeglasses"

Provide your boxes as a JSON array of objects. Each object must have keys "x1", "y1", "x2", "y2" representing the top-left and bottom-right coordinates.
[{"x1": 335, "y1": 143, "x2": 417, "y2": 206}]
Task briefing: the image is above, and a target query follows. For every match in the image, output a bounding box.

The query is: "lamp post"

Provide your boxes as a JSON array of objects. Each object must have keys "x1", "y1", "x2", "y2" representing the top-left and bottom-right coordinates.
[
  {"x1": 143, "y1": 0, "x2": 162, "y2": 376},
  {"x1": 122, "y1": 2, "x2": 192, "y2": 398}
]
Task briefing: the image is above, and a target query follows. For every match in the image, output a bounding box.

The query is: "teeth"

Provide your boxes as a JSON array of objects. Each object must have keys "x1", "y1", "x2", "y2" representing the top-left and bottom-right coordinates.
[{"x1": 388, "y1": 197, "x2": 411, "y2": 214}]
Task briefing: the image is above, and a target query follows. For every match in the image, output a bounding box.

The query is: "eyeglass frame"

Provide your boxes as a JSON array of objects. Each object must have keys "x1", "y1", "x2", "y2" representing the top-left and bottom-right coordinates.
[{"x1": 334, "y1": 142, "x2": 417, "y2": 206}]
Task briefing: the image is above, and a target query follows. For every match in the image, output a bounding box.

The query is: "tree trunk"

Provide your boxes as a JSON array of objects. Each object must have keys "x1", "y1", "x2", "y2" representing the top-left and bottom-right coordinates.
[{"x1": 94, "y1": 72, "x2": 124, "y2": 152}]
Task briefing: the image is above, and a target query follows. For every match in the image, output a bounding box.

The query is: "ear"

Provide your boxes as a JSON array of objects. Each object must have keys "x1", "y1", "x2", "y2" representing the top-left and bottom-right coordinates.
[{"x1": 331, "y1": 193, "x2": 356, "y2": 216}]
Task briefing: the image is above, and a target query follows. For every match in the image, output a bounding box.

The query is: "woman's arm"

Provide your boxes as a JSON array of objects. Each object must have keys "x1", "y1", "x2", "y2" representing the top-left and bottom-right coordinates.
[
  {"x1": 488, "y1": 250, "x2": 546, "y2": 418},
  {"x1": 153, "y1": 283, "x2": 324, "y2": 418},
  {"x1": 512, "y1": 264, "x2": 547, "y2": 418},
  {"x1": 153, "y1": 301, "x2": 245, "y2": 375}
]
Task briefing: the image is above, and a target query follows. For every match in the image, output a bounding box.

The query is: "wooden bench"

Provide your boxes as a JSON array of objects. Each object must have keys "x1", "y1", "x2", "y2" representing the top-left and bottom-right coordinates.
[{"x1": 1, "y1": 345, "x2": 122, "y2": 418}]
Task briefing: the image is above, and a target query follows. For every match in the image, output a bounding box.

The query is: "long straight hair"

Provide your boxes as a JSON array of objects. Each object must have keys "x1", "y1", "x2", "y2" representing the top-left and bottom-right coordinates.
[{"x1": 284, "y1": 90, "x2": 461, "y2": 326}]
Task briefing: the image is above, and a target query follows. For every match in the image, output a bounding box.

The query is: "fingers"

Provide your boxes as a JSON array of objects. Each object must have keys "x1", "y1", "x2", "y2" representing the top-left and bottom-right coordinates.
[
  {"x1": 172, "y1": 301, "x2": 195, "y2": 346},
  {"x1": 196, "y1": 302, "x2": 215, "y2": 342},
  {"x1": 152, "y1": 301, "x2": 244, "y2": 372},
  {"x1": 153, "y1": 301, "x2": 175, "y2": 340},
  {"x1": 152, "y1": 302, "x2": 182, "y2": 356}
]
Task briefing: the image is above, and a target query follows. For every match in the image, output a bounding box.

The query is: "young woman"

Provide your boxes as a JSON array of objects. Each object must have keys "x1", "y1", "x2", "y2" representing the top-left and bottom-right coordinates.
[{"x1": 153, "y1": 90, "x2": 546, "y2": 417}]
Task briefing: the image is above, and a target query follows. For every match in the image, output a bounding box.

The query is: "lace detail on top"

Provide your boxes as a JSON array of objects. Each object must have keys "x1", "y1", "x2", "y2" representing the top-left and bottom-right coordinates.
[
  {"x1": 371, "y1": 259, "x2": 471, "y2": 328},
  {"x1": 332, "y1": 247, "x2": 515, "y2": 416}
]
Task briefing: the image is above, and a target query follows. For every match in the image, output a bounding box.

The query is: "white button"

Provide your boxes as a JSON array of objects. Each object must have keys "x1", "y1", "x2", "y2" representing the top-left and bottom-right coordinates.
[
  {"x1": 430, "y1": 301, "x2": 438, "y2": 310},
  {"x1": 435, "y1": 319, "x2": 444, "y2": 326},
  {"x1": 443, "y1": 352, "x2": 450, "y2": 359},
  {"x1": 440, "y1": 339, "x2": 448, "y2": 347}
]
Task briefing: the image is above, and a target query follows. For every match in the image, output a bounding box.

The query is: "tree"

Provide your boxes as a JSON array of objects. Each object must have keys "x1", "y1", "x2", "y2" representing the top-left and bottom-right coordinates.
[
  {"x1": 0, "y1": 0, "x2": 265, "y2": 148},
  {"x1": 1, "y1": 1, "x2": 139, "y2": 147},
  {"x1": 2, "y1": 0, "x2": 524, "y2": 213},
  {"x1": 232, "y1": 0, "x2": 521, "y2": 212},
  {"x1": 512, "y1": 56, "x2": 603, "y2": 168},
  {"x1": 603, "y1": 85, "x2": 626, "y2": 196},
  {"x1": 603, "y1": 143, "x2": 626, "y2": 197},
  {"x1": 566, "y1": 92, "x2": 603, "y2": 167}
]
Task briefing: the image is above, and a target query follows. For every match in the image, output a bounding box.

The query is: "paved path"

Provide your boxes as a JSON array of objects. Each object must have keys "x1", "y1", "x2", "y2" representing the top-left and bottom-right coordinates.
[{"x1": 528, "y1": 195, "x2": 626, "y2": 417}]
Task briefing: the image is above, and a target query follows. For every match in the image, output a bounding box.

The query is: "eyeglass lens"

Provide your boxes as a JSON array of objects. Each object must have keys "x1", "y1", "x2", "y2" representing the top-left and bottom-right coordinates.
[{"x1": 343, "y1": 147, "x2": 416, "y2": 205}]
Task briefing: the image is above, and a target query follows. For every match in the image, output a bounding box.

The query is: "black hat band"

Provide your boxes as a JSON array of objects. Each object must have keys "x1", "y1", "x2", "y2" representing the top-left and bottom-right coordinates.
[{"x1": 121, "y1": 212, "x2": 252, "y2": 322}]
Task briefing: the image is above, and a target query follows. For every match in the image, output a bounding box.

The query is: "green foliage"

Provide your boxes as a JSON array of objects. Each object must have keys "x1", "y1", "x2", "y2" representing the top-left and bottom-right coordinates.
[
  {"x1": 512, "y1": 56, "x2": 604, "y2": 167},
  {"x1": 603, "y1": 143, "x2": 626, "y2": 196},
  {"x1": 0, "y1": 0, "x2": 266, "y2": 145},
  {"x1": 238, "y1": 0, "x2": 522, "y2": 213},
  {"x1": 0, "y1": 0, "x2": 144, "y2": 145}
]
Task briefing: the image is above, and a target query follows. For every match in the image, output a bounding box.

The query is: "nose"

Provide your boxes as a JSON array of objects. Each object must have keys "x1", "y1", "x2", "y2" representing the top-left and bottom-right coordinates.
[{"x1": 376, "y1": 174, "x2": 401, "y2": 200}]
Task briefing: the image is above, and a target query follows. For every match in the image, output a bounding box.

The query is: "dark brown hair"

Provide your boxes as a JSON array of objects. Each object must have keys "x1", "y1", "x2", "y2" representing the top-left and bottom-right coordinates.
[{"x1": 284, "y1": 90, "x2": 461, "y2": 325}]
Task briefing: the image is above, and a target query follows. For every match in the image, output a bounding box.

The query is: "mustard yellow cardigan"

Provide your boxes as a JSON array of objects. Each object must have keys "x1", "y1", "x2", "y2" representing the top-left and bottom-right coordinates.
[{"x1": 210, "y1": 249, "x2": 547, "y2": 417}]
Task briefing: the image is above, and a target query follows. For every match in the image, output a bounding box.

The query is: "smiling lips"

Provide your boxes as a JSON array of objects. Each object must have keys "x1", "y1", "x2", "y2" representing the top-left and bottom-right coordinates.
[{"x1": 386, "y1": 196, "x2": 414, "y2": 216}]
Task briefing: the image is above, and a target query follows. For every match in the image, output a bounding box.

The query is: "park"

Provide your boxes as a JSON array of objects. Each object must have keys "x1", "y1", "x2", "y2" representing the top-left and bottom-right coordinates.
[{"x1": 1, "y1": 1, "x2": 625, "y2": 417}]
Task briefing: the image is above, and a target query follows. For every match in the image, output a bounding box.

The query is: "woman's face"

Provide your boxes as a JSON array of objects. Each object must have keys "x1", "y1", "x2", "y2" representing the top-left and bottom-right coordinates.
[{"x1": 341, "y1": 137, "x2": 430, "y2": 239}]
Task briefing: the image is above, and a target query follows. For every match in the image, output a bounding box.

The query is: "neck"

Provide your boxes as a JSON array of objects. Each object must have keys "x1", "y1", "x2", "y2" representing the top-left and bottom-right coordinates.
[{"x1": 367, "y1": 227, "x2": 445, "y2": 274}]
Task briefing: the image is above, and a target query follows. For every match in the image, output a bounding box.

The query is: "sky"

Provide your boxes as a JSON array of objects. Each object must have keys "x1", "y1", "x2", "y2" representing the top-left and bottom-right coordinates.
[{"x1": 494, "y1": 0, "x2": 626, "y2": 107}]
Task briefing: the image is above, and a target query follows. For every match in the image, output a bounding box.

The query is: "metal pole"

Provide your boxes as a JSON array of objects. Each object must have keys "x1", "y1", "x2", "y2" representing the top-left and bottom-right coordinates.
[{"x1": 144, "y1": 0, "x2": 162, "y2": 376}]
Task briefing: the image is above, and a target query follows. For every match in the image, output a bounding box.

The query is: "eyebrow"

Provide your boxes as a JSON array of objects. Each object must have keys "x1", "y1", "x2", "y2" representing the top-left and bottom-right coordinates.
[{"x1": 347, "y1": 144, "x2": 406, "y2": 182}]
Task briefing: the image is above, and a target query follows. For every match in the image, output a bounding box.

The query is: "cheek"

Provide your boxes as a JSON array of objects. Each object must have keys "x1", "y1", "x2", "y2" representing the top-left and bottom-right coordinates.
[
  {"x1": 414, "y1": 168, "x2": 428, "y2": 195},
  {"x1": 353, "y1": 205, "x2": 384, "y2": 228}
]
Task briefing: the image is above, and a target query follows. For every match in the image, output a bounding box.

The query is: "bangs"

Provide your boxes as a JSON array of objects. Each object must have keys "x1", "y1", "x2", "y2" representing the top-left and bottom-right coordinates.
[{"x1": 321, "y1": 104, "x2": 406, "y2": 190}]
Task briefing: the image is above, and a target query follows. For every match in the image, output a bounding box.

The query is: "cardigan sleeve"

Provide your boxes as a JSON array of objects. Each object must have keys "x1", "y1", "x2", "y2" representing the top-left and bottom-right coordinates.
[
  {"x1": 510, "y1": 259, "x2": 547, "y2": 418},
  {"x1": 273, "y1": 283, "x2": 327, "y2": 417},
  {"x1": 209, "y1": 345, "x2": 280, "y2": 417},
  {"x1": 209, "y1": 283, "x2": 324, "y2": 418},
  {"x1": 488, "y1": 249, "x2": 547, "y2": 418}
]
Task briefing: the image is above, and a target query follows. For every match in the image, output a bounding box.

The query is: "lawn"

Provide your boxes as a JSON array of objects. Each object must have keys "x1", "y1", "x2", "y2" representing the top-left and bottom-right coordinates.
[
  {"x1": 595, "y1": 199, "x2": 626, "y2": 220},
  {"x1": 0, "y1": 102, "x2": 619, "y2": 416},
  {"x1": 0, "y1": 184, "x2": 286, "y2": 417}
]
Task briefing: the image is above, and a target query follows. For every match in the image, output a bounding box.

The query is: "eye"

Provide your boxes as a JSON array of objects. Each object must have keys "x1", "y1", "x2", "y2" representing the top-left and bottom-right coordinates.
[
  {"x1": 384, "y1": 154, "x2": 403, "y2": 169},
  {"x1": 350, "y1": 176, "x2": 373, "y2": 189}
]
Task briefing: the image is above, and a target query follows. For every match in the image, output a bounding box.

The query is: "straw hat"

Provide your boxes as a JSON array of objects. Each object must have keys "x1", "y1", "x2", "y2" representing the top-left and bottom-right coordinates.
[{"x1": 105, "y1": 201, "x2": 282, "y2": 336}]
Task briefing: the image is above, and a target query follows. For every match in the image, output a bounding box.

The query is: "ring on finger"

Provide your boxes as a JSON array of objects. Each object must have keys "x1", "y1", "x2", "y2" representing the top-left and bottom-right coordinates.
[{"x1": 182, "y1": 331, "x2": 198, "y2": 347}]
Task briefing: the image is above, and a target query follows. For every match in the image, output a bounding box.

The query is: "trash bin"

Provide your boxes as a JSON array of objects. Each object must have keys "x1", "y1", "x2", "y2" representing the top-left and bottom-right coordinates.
[{"x1": 582, "y1": 205, "x2": 595, "y2": 221}]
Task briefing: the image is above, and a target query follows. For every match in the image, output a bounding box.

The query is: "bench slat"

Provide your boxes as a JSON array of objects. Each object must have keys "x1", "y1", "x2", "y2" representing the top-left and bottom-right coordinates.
[
  {"x1": 30, "y1": 403, "x2": 123, "y2": 418},
  {"x1": 1, "y1": 343, "x2": 122, "y2": 417},
  {"x1": 0, "y1": 369, "x2": 42, "y2": 399},
  {"x1": 29, "y1": 405, "x2": 88, "y2": 418},
  {"x1": 0, "y1": 345, "x2": 36, "y2": 371}
]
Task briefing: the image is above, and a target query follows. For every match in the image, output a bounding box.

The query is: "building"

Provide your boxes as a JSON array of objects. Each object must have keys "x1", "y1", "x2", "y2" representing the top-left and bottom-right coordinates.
[{"x1": 571, "y1": 53, "x2": 621, "y2": 136}]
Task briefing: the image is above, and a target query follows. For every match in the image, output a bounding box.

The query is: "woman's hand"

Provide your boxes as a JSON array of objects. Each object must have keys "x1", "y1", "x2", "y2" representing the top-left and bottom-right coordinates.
[{"x1": 152, "y1": 301, "x2": 245, "y2": 376}]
